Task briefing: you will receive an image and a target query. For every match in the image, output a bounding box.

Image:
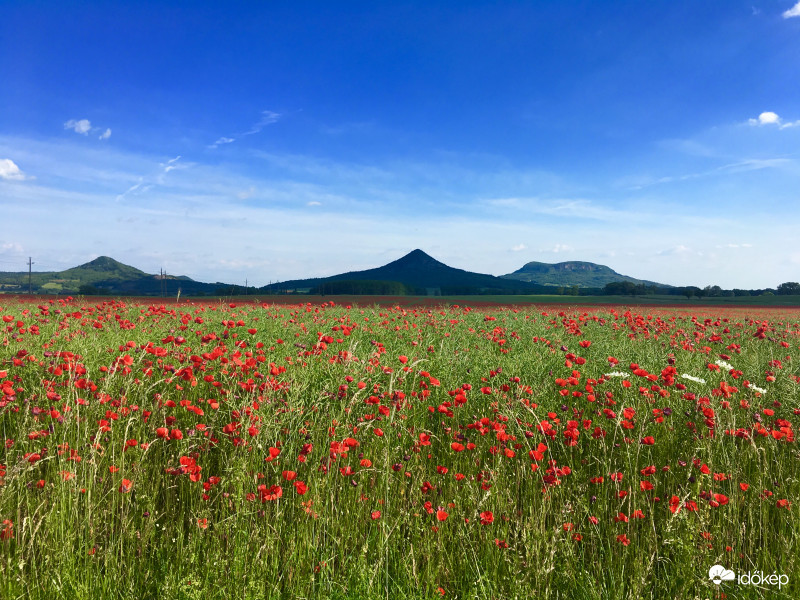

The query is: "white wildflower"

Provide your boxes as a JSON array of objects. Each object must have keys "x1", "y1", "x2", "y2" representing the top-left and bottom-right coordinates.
[
  {"x1": 681, "y1": 374, "x2": 706, "y2": 384},
  {"x1": 715, "y1": 359, "x2": 734, "y2": 371},
  {"x1": 605, "y1": 372, "x2": 629, "y2": 378},
  {"x1": 749, "y1": 384, "x2": 767, "y2": 395}
]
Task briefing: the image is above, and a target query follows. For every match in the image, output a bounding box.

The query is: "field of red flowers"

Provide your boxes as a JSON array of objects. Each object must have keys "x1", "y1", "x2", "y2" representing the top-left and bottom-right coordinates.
[{"x1": 0, "y1": 296, "x2": 798, "y2": 599}]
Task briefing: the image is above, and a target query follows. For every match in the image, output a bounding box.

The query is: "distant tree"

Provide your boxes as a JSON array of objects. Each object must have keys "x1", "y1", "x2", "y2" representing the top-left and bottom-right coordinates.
[
  {"x1": 78, "y1": 284, "x2": 101, "y2": 295},
  {"x1": 732, "y1": 289, "x2": 751, "y2": 297},
  {"x1": 777, "y1": 282, "x2": 800, "y2": 295}
]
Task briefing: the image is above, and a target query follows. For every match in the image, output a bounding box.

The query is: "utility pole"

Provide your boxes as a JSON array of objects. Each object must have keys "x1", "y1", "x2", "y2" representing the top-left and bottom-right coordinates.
[
  {"x1": 28, "y1": 257, "x2": 33, "y2": 294},
  {"x1": 245, "y1": 278, "x2": 248, "y2": 296}
]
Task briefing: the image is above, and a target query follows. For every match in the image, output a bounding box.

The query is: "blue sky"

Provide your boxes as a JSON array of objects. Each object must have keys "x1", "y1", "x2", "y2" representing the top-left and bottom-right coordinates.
[{"x1": 2, "y1": 1, "x2": 800, "y2": 289}]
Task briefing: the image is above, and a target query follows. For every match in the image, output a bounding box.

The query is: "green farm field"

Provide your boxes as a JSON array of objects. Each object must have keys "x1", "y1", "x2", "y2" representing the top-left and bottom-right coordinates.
[{"x1": 1, "y1": 296, "x2": 799, "y2": 599}]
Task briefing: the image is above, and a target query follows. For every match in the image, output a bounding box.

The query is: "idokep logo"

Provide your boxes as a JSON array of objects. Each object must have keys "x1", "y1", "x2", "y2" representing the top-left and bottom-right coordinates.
[
  {"x1": 709, "y1": 565, "x2": 735, "y2": 585},
  {"x1": 709, "y1": 565, "x2": 789, "y2": 590}
]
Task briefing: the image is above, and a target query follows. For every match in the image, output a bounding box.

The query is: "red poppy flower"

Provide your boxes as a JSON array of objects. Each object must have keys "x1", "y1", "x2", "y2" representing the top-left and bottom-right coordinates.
[
  {"x1": 436, "y1": 510, "x2": 448, "y2": 521},
  {"x1": 294, "y1": 480, "x2": 308, "y2": 495},
  {"x1": 258, "y1": 484, "x2": 282, "y2": 502},
  {"x1": 616, "y1": 534, "x2": 630, "y2": 546},
  {"x1": 0, "y1": 520, "x2": 13, "y2": 540},
  {"x1": 529, "y1": 443, "x2": 547, "y2": 461},
  {"x1": 669, "y1": 495, "x2": 681, "y2": 514},
  {"x1": 371, "y1": 510, "x2": 381, "y2": 520},
  {"x1": 119, "y1": 479, "x2": 132, "y2": 493},
  {"x1": 479, "y1": 511, "x2": 494, "y2": 525}
]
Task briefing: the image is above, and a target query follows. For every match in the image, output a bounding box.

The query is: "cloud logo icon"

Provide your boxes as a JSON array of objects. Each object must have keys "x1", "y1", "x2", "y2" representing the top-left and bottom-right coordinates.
[{"x1": 709, "y1": 565, "x2": 735, "y2": 585}]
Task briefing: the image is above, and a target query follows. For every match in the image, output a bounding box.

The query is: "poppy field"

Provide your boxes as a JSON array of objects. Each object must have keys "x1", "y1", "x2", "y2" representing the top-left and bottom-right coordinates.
[{"x1": 1, "y1": 297, "x2": 799, "y2": 599}]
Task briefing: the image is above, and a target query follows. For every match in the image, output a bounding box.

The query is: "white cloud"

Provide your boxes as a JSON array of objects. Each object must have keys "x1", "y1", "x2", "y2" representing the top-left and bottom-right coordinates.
[
  {"x1": 115, "y1": 180, "x2": 152, "y2": 202},
  {"x1": 657, "y1": 245, "x2": 697, "y2": 256},
  {"x1": 715, "y1": 243, "x2": 754, "y2": 249},
  {"x1": 1, "y1": 242, "x2": 24, "y2": 254},
  {"x1": 783, "y1": 1, "x2": 800, "y2": 18},
  {"x1": 65, "y1": 119, "x2": 115, "y2": 139},
  {"x1": 209, "y1": 137, "x2": 235, "y2": 149},
  {"x1": 244, "y1": 110, "x2": 281, "y2": 135},
  {"x1": 749, "y1": 111, "x2": 780, "y2": 126},
  {"x1": 64, "y1": 119, "x2": 92, "y2": 135},
  {"x1": 486, "y1": 196, "x2": 625, "y2": 222},
  {"x1": 237, "y1": 186, "x2": 256, "y2": 200},
  {"x1": 208, "y1": 110, "x2": 281, "y2": 148},
  {"x1": 511, "y1": 243, "x2": 527, "y2": 252},
  {"x1": 549, "y1": 244, "x2": 573, "y2": 253},
  {"x1": 307, "y1": 201, "x2": 322, "y2": 206},
  {"x1": 0, "y1": 158, "x2": 32, "y2": 181},
  {"x1": 162, "y1": 155, "x2": 182, "y2": 173},
  {"x1": 748, "y1": 111, "x2": 800, "y2": 129}
]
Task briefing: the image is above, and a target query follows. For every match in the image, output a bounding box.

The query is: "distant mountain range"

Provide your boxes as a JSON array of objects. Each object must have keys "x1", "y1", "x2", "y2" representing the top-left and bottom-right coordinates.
[
  {"x1": 0, "y1": 251, "x2": 672, "y2": 296},
  {"x1": 501, "y1": 260, "x2": 667, "y2": 288}
]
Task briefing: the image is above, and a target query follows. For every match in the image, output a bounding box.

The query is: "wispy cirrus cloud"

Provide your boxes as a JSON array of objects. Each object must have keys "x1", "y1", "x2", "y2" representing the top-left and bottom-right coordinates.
[
  {"x1": 243, "y1": 110, "x2": 281, "y2": 135},
  {"x1": 621, "y1": 157, "x2": 794, "y2": 190},
  {"x1": 715, "y1": 243, "x2": 753, "y2": 249},
  {"x1": 0, "y1": 158, "x2": 33, "y2": 181},
  {"x1": 486, "y1": 196, "x2": 628, "y2": 222},
  {"x1": 209, "y1": 110, "x2": 282, "y2": 149},
  {"x1": 161, "y1": 156, "x2": 182, "y2": 173},
  {"x1": 208, "y1": 136, "x2": 235, "y2": 149},
  {"x1": 116, "y1": 156, "x2": 186, "y2": 201}
]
